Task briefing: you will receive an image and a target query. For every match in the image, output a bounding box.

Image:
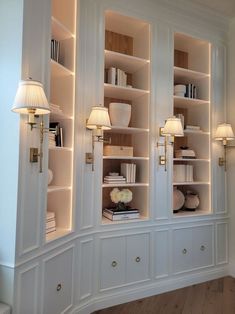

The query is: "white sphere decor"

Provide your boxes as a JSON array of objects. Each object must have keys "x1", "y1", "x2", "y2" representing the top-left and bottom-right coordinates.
[
  {"x1": 109, "y1": 102, "x2": 131, "y2": 127},
  {"x1": 184, "y1": 191, "x2": 200, "y2": 210},
  {"x1": 173, "y1": 188, "x2": 185, "y2": 212},
  {"x1": 48, "y1": 169, "x2": 53, "y2": 185}
]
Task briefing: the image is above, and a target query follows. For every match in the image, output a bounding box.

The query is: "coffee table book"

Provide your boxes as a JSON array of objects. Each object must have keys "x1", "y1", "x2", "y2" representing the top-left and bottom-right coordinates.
[{"x1": 103, "y1": 208, "x2": 140, "y2": 221}]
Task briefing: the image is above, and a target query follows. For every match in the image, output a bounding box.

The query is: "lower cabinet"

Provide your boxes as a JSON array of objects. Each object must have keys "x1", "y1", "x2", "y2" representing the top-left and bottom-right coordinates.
[
  {"x1": 42, "y1": 246, "x2": 74, "y2": 314},
  {"x1": 173, "y1": 224, "x2": 214, "y2": 274},
  {"x1": 100, "y1": 233, "x2": 150, "y2": 290}
]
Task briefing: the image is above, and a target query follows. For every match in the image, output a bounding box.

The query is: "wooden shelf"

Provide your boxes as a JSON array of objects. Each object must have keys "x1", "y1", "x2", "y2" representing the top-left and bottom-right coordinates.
[
  {"x1": 173, "y1": 181, "x2": 210, "y2": 186},
  {"x1": 105, "y1": 50, "x2": 149, "y2": 73},
  {"x1": 48, "y1": 146, "x2": 72, "y2": 152},
  {"x1": 102, "y1": 182, "x2": 149, "y2": 188},
  {"x1": 46, "y1": 228, "x2": 71, "y2": 242},
  {"x1": 105, "y1": 126, "x2": 149, "y2": 134},
  {"x1": 51, "y1": 16, "x2": 74, "y2": 41},
  {"x1": 174, "y1": 66, "x2": 209, "y2": 81},
  {"x1": 174, "y1": 95, "x2": 209, "y2": 107},
  {"x1": 47, "y1": 185, "x2": 72, "y2": 193},
  {"x1": 173, "y1": 158, "x2": 209, "y2": 162},
  {"x1": 103, "y1": 156, "x2": 149, "y2": 160},
  {"x1": 102, "y1": 215, "x2": 149, "y2": 225},
  {"x1": 51, "y1": 59, "x2": 74, "y2": 77},
  {"x1": 104, "y1": 83, "x2": 149, "y2": 100},
  {"x1": 173, "y1": 209, "x2": 211, "y2": 218}
]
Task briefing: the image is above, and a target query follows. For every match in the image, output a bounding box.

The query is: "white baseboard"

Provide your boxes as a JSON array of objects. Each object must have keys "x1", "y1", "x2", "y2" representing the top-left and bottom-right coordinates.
[
  {"x1": 73, "y1": 266, "x2": 228, "y2": 314},
  {"x1": 228, "y1": 262, "x2": 235, "y2": 277}
]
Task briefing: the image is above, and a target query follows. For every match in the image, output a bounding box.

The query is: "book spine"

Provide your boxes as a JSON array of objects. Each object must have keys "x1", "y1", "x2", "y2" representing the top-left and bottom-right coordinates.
[{"x1": 103, "y1": 211, "x2": 140, "y2": 221}]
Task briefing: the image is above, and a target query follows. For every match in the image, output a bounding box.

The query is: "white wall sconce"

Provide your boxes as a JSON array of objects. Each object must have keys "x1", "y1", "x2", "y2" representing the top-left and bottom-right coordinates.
[
  {"x1": 11, "y1": 79, "x2": 50, "y2": 173},
  {"x1": 214, "y1": 123, "x2": 235, "y2": 171},
  {"x1": 157, "y1": 116, "x2": 184, "y2": 171},
  {"x1": 86, "y1": 105, "x2": 111, "y2": 171}
]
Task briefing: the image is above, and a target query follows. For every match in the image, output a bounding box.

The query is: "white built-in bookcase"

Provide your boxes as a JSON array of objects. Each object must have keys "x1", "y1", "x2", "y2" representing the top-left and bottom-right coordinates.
[
  {"x1": 173, "y1": 32, "x2": 211, "y2": 216},
  {"x1": 102, "y1": 11, "x2": 150, "y2": 224},
  {"x1": 46, "y1": 0, "x2": 76, "y2": 241}
]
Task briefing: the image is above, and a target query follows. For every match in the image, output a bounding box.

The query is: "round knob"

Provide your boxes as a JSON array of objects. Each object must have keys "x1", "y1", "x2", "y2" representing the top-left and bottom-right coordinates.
[
  {"x1": 182, "y1": 248, "x2": 187, "y2": 254},
  {"x1": 135, "y1": 256, "x2": 141, "y2": 263},
  {"x1": 56, "y1": 283, "x2": 62, "y2": 291},
  {"x1": 111, "y1": 260, "x2": 117, "y2": 267},
  {"x1": 200, "y1": 245, "x2": 206, "y2": 251}
]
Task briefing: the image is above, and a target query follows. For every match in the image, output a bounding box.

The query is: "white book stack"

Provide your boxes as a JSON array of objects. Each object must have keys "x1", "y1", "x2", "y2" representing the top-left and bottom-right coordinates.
[
  {"x1": 104, "y1": 175, "x2": 126, "y2": 184},
  {"x1": 174, "y1": 164, "x2": 194, "y2": 182},
  {"x1": 46, "y1": 211, "x2": 56, "y2": 234},
  {"x1": 48, "y1": 132, "x2": 56, "y2": 148},
  {"x1": 185, "y1": 125, "x2": 201, "y2": 132},
  {"x1": 107, "y1": 67, "x2": 127, "y2": 87},
  {"x1": 50, "y1": 103, "x2": 63, "y2": 115},
  {"x1": 120, "y1": 163, "x2": 136, "y2": 183}
]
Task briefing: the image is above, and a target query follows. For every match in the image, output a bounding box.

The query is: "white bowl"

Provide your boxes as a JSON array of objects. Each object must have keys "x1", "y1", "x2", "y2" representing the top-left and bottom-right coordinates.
[
  {"x1": 174, "y1": 84, "x2": 186, "y2": 92},
  {"x1": 109, "y1": 102, "x2": 131, "y2": 127}
]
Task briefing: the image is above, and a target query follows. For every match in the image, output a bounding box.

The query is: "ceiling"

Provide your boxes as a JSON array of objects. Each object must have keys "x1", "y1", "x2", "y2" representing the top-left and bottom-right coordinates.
[{"x1": 190, "y1": 0, "x2": 235, "y2": 18}]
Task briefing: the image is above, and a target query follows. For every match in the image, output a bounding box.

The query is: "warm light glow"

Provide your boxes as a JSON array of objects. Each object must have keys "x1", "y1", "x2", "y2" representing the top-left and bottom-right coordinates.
[
  {"x1": 86, "y1": 106, "x2": 111, "y2": 130},
  {"x1": 12, "y1": 80, "x2": 50, "y2": 115},
  {"x1": 162, "y1": 116, "x2": 184, "y2": 137},
  {"x1": 214, "y1": 123, "x2": 235, "y2": 141}
]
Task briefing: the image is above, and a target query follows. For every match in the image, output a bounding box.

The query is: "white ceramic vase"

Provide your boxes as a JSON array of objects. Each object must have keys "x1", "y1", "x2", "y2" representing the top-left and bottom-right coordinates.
[
  {"x1": 173, "y1": 187, "x2": 185, "y2": 212},
  {"x1": 109, "y1": 102, "x2": 131, "y2": 127}
]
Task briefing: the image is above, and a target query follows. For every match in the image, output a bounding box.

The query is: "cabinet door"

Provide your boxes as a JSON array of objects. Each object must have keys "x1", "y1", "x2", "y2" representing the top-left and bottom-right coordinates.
[
  {"x1": 43, "y1": 247, "x2": 74, "y2": 314},
  {"x1": 173, "y1": 228, "x2": 192, "y2": 274},
  {"x1": 100, "y1": 237, "x2": 125, "y2": 290},
  {"x1": 126, "y1": 233, "x2": 150, "y2": 283},
  {"x1": 192, "y1": 225, "x2": 213, "y2": 269}
]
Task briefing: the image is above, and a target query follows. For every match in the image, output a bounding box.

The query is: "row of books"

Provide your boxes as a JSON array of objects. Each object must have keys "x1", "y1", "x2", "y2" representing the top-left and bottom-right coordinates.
[
  {"x1": 121, "y1": 163, "x2": 136, "y2": 183},
  {"x1": 173, "y1": 164, "x2": 194, "y2": 182},
  {"x1": 51, "y1": 39, "x2": 60, "y2": 63},
  {"x1": 107, "y1": 67, "x2": 127, "y2": 87},
  {"x1": 49, "y1": 122, "x2": 63, "y2": 147},
  {"x1": 103, "y1": 208, "x2": 140, "y2": 221},
  {"x1": 103, "y1": 175, "x2": 126, "y2": 184},
  {"x1": 46, "y1": 211, "x2": 56, "y2": 234},
  {"x1": 185, "y1": 84, "x2": 197, "y2": 99}
]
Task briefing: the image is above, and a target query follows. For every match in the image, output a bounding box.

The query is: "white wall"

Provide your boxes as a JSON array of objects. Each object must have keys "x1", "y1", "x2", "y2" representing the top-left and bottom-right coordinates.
[
  {"x1": 0, "y1": 0, "x2": 24, "y2": 267},
  {"x1": 227, "y1": 18, "x2": 235, "y2": 276}
]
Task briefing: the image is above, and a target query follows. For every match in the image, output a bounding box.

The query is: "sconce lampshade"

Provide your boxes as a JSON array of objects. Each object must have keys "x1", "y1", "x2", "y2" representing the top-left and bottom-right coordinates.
[
  {"x1": 86, "y1": 106, "x2": 111, "y2": 130},
  {"x1": 162, "y1": 116, "x2": 184, "y2": 137},
  {"x1": 11, "y1": 80, "x2": 50, "y2": 115},
  {"x1": 214, "y1": 123, "x2": 235, "y2": 141}
]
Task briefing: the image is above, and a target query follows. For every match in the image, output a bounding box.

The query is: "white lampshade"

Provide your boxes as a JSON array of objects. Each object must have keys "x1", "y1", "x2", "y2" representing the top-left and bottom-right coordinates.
[
  {"x1": 214, "y1": 123, "x2": 235, "y2": 141},
  {"x1": 162, "y1": 116, "x2": 184, "y2": 137},
  {"x1": 87, "y1": 106, "x2": 111, "y2": 130},
  {"x1": 12, "y1": 80, "x2": 50, "y2": 115}
]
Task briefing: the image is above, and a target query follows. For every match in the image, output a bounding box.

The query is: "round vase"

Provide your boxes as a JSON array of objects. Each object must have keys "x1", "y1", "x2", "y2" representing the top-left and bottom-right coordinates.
[
  {"x1": 184, "y1": 191, "x2": 199, "y2": 210},
  {"x1": 48, "y1": 169, "x2": 53, "y2": 185},
  {"x1": 173, "y1": 188, "x2": 185, "y2": 212},
  {"x1": 109, "y1": 102, "x2": 131, "y2": 127}
]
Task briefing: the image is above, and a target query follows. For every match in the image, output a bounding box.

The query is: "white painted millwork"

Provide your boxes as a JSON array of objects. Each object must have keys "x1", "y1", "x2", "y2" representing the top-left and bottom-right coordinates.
[{"x1": 0, "y1": 0, "x2": 233, "y2": 313}]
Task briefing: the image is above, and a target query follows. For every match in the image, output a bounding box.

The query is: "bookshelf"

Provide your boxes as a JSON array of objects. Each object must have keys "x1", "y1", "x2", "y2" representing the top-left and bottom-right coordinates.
[
  {"x1": 102, "y1": 11, "x2": 150, "y2": 224},
  {"x1": 173, "y1": 33, "x2": 211, "y2": 216},
  {"x1": 46, "y1": 0, "x2": 76, "y2": 241}
]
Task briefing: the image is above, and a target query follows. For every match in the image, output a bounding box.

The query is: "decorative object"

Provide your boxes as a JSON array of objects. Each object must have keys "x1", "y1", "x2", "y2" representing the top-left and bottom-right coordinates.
[
  {"x1": 86, "y1": 105, "x2": 111, "y2": 171},
  {"x1": 214, "y1": 123, "x2": 235, "y2": 171},
  {"x1": 184, "y1": 190, "x2": 200, "y2": 211},
  {"x1": 47, "y1": 169, "x2": 53, "y2": 185},
  {"x1": 109, "y1": 102, "x2": 131, "y2": 127},
  {"x1": 173, "y1": 187, "x2": 185, "y2": 213},
  {"x1": 11, "y1": 79, "x2": 50, "y2": 172},
  {"x1": 174, "y1": 84, "x2": 186, "y2": 97},
  {"x1": 110, "y1": 188, "x2": 132, "y2": 211},
  {"x1": 157, "y1": 116, "x2": 184, "y2": 171}
]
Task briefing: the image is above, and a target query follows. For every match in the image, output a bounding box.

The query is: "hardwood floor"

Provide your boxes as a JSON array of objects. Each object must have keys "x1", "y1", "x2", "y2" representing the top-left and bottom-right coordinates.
[{"x1": 93, "y1": 277, "x2": 235, "y2": 314}]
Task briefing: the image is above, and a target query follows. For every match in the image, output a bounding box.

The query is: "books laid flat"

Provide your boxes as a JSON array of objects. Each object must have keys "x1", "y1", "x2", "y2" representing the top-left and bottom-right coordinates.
[
  {"x1": 103, "y1": 175, "x2": 126, "y2": 184},
  {"x1": 175, "y1": 149, "x2": 196, "y2": 158},
  {"x1": 103, "y1": 208, "x2": 140, "y2": 221}
]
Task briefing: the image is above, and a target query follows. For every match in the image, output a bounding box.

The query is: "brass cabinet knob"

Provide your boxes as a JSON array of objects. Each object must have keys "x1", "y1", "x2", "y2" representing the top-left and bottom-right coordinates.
[
  {"x1": 182, "y1": 248, "x2": 187, "y2": 254},
  {"x1": 200, "y1": 245, "x2": 206, "y2": 251},
  {"x1": 111, "y1": 260, "x2": 117, "y2": 267},
  {"x1": 135, "y1": 256, "x2": 141, "y2": 263},
  {"x1": 56, "y1": 283, "x2": 62, "y2": 291}
]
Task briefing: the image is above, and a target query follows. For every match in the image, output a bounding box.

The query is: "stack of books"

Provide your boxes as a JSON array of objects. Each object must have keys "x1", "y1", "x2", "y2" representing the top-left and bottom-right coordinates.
[
  {"x1": 175, "y1": 149, "x2": 196, "y2": 159},
  {"x1": 103, "y1": 208, "x2": 140, "y2": 221},
  {"x1": 48, "y1": 132, "x2": 56, "y2": 148},
  {"x1": 107, "y1": 67, "x2": 127, "y2": 87},
  {"x1": 185, "y1": 84, "x2": 197, "y2": 98},
  {"x1": 103, "y1": 175, "x2": 126, "y2": 184},
  {"x1": 185, "y1": 125, "x2": 201, "y2": 132},
  {"x1": 46, "y1": 211, "x2": 56, "y2": 234},
  {"x1": 50, "y1": 103, "x2": 63, "y2": 115},
  {"x1": 51, "y1": 39, "x2": 60, "y2": 62},
  {"x1": 121, "y1": 163, "x2": 136, "y2": 183},
  {"x1": 49, "y1": 122, "x2": 63, "y2": 147},
  {"x1": 173, "y1": 164, "x2": 194, "y2": 182}
]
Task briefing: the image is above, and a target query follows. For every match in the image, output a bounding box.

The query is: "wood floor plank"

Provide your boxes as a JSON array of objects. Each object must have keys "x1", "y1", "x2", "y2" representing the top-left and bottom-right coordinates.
[{"x1": 93, "y1": 277, "x2": 235, "y2": 314}]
